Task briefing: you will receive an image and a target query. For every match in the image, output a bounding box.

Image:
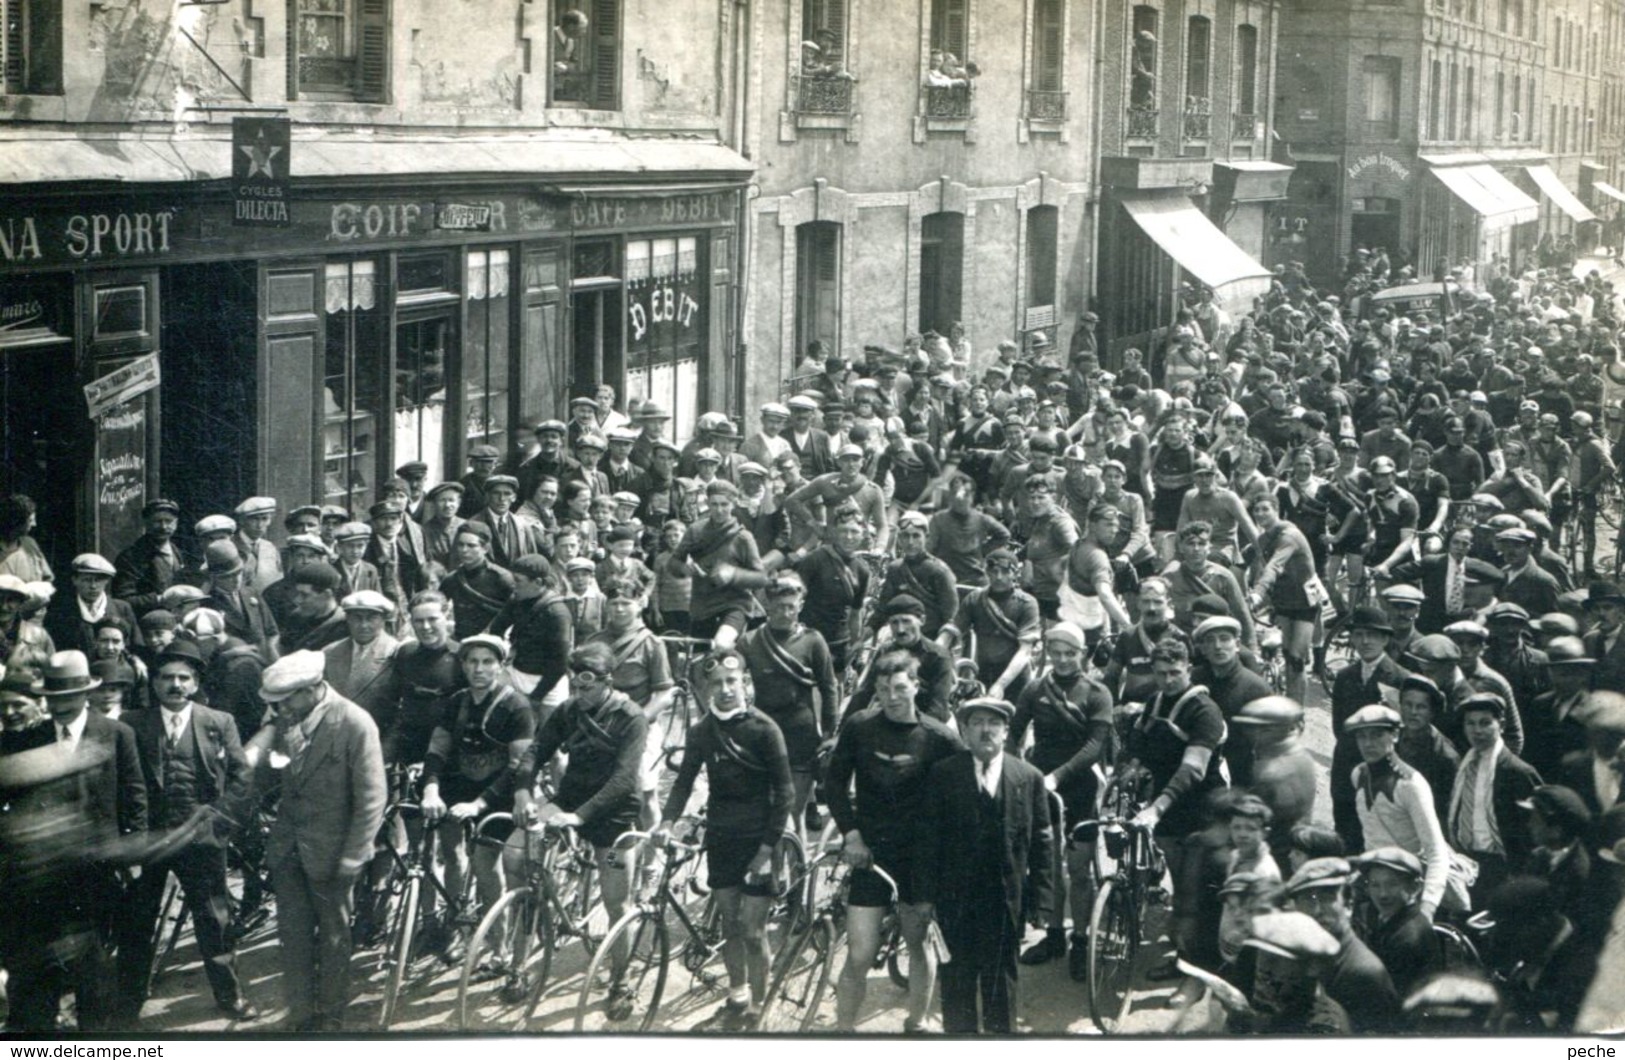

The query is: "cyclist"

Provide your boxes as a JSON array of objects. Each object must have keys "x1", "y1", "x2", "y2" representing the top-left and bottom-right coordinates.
[
  {"x1": 1343, "y1": 704, "x2": 1451, "y2": 921},
  {"x1": 789, "y1": 504, "x2": 871, "y2": 674},
  {"x1": 1006, "y1": 621, "x2": 1114, "y2": 979},
  {"x1": 1247, "y1": 492, "x2": 1322, "y2": 705},
  {"x1": 501, "y1": 642, "x2": 647, "y2": 1014},
  {"x1": 657, "y1": 648, "x2": 794, "y2": 1031},
  {"x1": 582, "y1": 577, "x2": 675, "y2": 836},
  {"x1": 942, "y1": 547, "x2": 1040, "y2": 702},
  {"x1": 1060, "y1": 503, "x2": 1132, "y2": 647},
  {"x1": 825, "y1": 649, "x2": 963, "y2": 1033},
  {"x1": 1570, "y1": 410, "x2": 1618, "y2": 577},
  {"x1": 866, "y1": 511, "x2": 957, "y2": 643},
  {"x1": 845, "y1": 595, "x2": 955, "y2": 723},
  {"x1": 421, "y1": 634, "x2": 536, "y2": 955},
  {"x1": 672, "y1": 479, "x2": 770, "y2": 649},
  {"x1": 737, "y1": 572, "x2": 838, "y2": 825}
]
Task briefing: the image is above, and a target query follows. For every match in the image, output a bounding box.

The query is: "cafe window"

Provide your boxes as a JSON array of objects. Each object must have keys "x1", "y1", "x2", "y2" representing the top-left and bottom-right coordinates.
[
  {"x1": 322, "y1": 260, "x2": 384, "y2": 514},
  {"x1": 464, "y1": 248, "x2": 512, "y2": 455},
  {"x1": 550, "y1": 0, "x2": 620, "y2": 109},
  {"x1": 2, "y1": 0, "x2": 61, "y2": 94},
  {"x1": 288, "y1": 0, "x2": 390, "y2": 102},
  {"x1": 625, "y1": 235, "x2": 702, "y2": 444},
  {"x1": 394, "y1": 310, "x2": 452, "y2": 489}
]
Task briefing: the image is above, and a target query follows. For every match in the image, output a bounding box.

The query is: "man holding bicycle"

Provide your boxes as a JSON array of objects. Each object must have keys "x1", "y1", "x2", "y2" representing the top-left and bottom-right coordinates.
[
  {"x1": 657, "y1": 648, "x2": 794, "y2": 1031},
  {"x1": 582, "y1": 577, "x2": 675, "y2": 836},
  {"x1": 826, "y1": 649, "x2": 963, "y2": 1033}
]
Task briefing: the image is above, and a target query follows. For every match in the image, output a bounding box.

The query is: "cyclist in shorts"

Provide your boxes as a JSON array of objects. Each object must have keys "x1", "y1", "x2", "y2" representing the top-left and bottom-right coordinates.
[
  {"x1": 421, "y1": 634, "x2": 536, "y2": 953},
  {"x1": 501, "y1": 643, "x2": 648, "y2": 1016},
  {"x1": 584, "y1": 576, "x2": 676, "y2": 836},
  {"x1": 1247, "y1": 492, "x2": 1322, "y2": 705},
  {"x1": 672, "y1": 480, "x2": 769, "y2": 649},
  {"x1": 656, "y1": 649, "x2": 794, "y2": 1031},
  {"x1": 825, "y1": 649, "x2": 963, "y2": 1033}
]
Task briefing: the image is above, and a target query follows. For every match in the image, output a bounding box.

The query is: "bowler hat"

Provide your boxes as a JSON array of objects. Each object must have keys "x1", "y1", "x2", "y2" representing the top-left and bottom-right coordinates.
[
  {"x1": 204, "y1": 539, "x2": 244, "y2": 575},
  {"x1": 156, "y1": 640, "x2": 206, "y2": 672},
  {"x1": 1347, "y1": 604, "x2": 1393, "y2": 634}
]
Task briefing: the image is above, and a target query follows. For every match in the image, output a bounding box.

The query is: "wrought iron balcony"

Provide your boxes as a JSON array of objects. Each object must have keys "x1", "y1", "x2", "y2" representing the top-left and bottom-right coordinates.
[
  {"x1": 795, "y1": 75, "x2": 854, "y2": 116},
  {"x1": 1232, "y1": 111, "x2": 1257, "y2": 140},
  {"x1": 925, "y1": 82, "x2": 974, "y2": 119},
  {"x1": 1183, "y1": 99, "x2": 1212, "y2": 139},
  {"x1": 1126, "y1": 105, "x2": 1158, "y2": 139},
  {"x1": 1026, "y1": 89, "x2": 1068, "y2": 122}
]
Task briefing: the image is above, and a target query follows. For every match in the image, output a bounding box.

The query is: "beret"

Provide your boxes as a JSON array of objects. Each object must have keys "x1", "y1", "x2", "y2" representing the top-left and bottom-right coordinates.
[
  {"x1": 1283, "y1": 856, "x2": 1353, "y2": 895},
  {"x1": 1044, "y1": 622, "x2": 1086, "y2": 651},
  {"x1": 195, "y1": 514, "x2": 237, "y2": 537},
  {"x1": 234, "y1": 496, "x2": 278, "y2": 517},
  {"x1": 290, "y1": 563, "x2": 342, "y2": 592},
  {"x1": 260, "y1": 649, "x2": 327, "y2": 701},
  {"x1": 341, "y1": 589, "x2": 395, "y2": 615},
  {"x1": 1344, "y1": 704, "x2": 1403, "y2": 732},
  {"x1": 71, "y1": 553, "x2": 117, "y2": 578},
  {"x1": 884, "y1": 594, "x2": 926, "y2": 619}
]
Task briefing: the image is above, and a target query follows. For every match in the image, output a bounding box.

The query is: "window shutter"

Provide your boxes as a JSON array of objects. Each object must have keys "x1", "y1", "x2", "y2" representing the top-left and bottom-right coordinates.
[
  {"x1": 816, "y1": 224, "x2": 838, "y2": 283},
  {"x1": 286, "y1": 0, "x2": 299, "y2": 100},
  {"x1": 355, "y1": 0, "x2": 390, "y2": 103},
  {"x1": 591, "y1": 0, "x2": 619, "y2": 109},
  {"x1": 1035, "y1": 0, "x2": 1062, "y2": 92},
  {"x1": 825, "y1": 0, "x2": 844, "y2": 54},
  {"x1": 946, "y1": 0, "x2": 967, "y2": 60},
  {"x1": 3, "y1": 0, "x2": 23, "y2": 92}
]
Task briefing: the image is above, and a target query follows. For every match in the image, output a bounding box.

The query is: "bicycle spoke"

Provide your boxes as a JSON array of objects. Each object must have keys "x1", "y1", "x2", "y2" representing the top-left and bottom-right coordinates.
[
  {"x1": 758, "y1": 919, "x2": 836, "y2": 1032},
  {"x1": 575, "y1": 909, "x2": 669, "y2": 1032}
]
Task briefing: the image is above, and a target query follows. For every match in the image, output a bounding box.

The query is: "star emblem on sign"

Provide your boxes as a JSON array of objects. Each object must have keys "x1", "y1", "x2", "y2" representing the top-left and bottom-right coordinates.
[{"x1": 240, "y1": 127, "x2": 282, "y2": 180}]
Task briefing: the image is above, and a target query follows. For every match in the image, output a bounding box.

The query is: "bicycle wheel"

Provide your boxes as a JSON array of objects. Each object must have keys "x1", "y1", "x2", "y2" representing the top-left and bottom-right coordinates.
[
  {"x1": 554, "y1": 836, "x2": 609, "y2": 957},
  {"x1": 458, "y1": 886, "x2": 554, "y2": 1031},
  {"x1": 574, "y1": 908, "x2": 670, "y2": 1032},
  {"x1": 771, "y1": 832, "x2": 810, "y2": 944},
  {"x1": 1433, "y1": 921, "x2": 1483, "y2": 974},
  {"x1": 757, "y1": 918, "x2": 837, "y2": 1032},
  {"x1": 1086, "y1": 879, "x2": 1138, "y2": 1034},
  {"x1": 146, "y1": 872, "x2": 185, "y2": 989},
  {"x1": 379, "y1": 874, "x2": 422, "y2": 1029}
]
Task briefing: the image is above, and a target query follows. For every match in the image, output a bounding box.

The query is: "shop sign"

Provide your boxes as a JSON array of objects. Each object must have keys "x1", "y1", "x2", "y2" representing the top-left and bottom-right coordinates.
[
  {"x1": 0, "y1": 282, "x2": 70, "y2": 348},
  {"x1": 557, "y1": 192, "x2": 732, "y2": 233},
  {"x1": 84, "y1": 353, "x2": 161, "y2": 419},
  {"x1": 95, "y1": 401, "x2": 147, "y2": 557},
  {"x1": 627, "y1": 282, "x2": 700, "y2": 343},
  {"x1": 436, "y1": 203, "x2": 493, "y2": 231},
  {"x1": 1346, "y1": 152, "x2": 1412, "y2": 182},
  {"x1": 232, "y1": 117, "x2": 292, "y2": 227}
]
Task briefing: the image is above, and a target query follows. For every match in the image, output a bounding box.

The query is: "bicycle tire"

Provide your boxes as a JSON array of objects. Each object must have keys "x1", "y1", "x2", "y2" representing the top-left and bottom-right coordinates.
[
  {"x1": 1432, "y1": 921, "x2": 1484, "y2": 975},
  {"x1": 1086, "y1": 879, "x2": 1138, "y2": 1034},
  {"x1": 757, "y1": 917, "x2": 837, "y2": 1032},
  {"x1": 549, "y1": 835, "x2": 607, "y2": 957},
  {"x1": 146, "y1": 872, "x2": 184, "y2": 989},
  {"x1": 457, "y1": 886, "x2": 554, "y2": 1031},
  {"x1": 379, "y1": 874, "x2": 422, "y2": 1029},
  {"x1": 574, "y1": 908, "x2": 670, "y2": 1032},
  {"x1": 884, "y1": 918, "x2": 910, "y2": 990}
]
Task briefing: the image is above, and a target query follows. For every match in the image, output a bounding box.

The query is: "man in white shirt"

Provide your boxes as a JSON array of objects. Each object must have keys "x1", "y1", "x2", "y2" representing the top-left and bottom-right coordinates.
[{"x1": 1448, "y1": 693, "x2": 1540, "y2": 906}]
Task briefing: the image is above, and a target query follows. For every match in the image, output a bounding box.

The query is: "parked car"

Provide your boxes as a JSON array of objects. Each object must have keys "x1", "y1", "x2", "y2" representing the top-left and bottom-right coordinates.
[{"x1": 1359, "y1": 279, "x2": 1463, "y2": 322}]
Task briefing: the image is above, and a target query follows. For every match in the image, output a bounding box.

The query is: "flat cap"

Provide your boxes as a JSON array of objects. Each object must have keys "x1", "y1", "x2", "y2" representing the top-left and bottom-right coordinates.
[
  {"x1": 1484, "y1": 602, "x2": 1530, "y2": 625},
  {"x1": 1381, "y1": 583, "x2": 1425, "y2": 605},
  {"x1": 159, "y1": 584, "x2": 209, "y2": 608},
  {"x1": 195, "y1": 514, "x2": 237, "y2": 537},
  {"x1": 1044, "y1": 622, "x2": 1087, "y2": 651},
  {"x1": 760, "y1": 401, "x2": 790, "y2": 419},
  {"x1": 458, "y1": 633, "x2": 509, "y2": 662},
  {"x1": 234, "y1": 496, "x2": 278, "y2": 518},
  {"x1": 1401, "y1": 973, "x2": 1502, "y2": 1018},
  {"x1": 0, "y1": 574, "x2": 28, "y2": 600},
  {"x1": 534, "y1": 419, "x2": 567, "y2": 436},
  {"x1": 565, "y1": 557, "x2": 597, "y2": 574},
  {"x1": 1233, "y1": 695, "x2": 1304, "y2": 727},
  {"x1": 575, "y1": 433, "x2": 607, "y2": 451},
  {"x1": 694, "y1": 447, "x2": 723, "y2": 465},
  {"x1": 884, "y1": 593, "x2": 926, "y2": 619},
  {"x1": 290, "y1": 563, "x2": 342, "y2": 593},
  {"x1": 71, "y1": 553, "x2": 117, "y2": 578},
  {"x1": 787, "y1": 394, "x2": 821, "y2": 412},
  {"x1": 608, "y1": 427, "x2": 641, "y2": 443},
  {"x1": 955, "y1": 697, "x2": 1015, "y2": 723},
  {"x1": 369, "y1": 499, "x2": 405, "y2": 519},
  {"x1": 1355, "y1": 846, "x2": 1423, "y2": 879},
  {"x1": 138, "y1": 609, "x2": 178, "y2": 631},
  {"x1": 1400, "y1": 673, "x2": 1445, "y2": 710},
  {"x1": 285, "y1": 533, "x2": 333, "y2": 557},
  {"x1": 612, "y1": 491, "x2": 642, "y2": 506},
  {"x1": 395, "y1": 461, "x2": 429, "y2": 478},
  {"x1": 1444, "y1": 620, "x2": 1489, "y2": 641},
  {"x1": 1517, "y1": 784, "x2": 1591, "y2": 833},
  {"x1": 1458, "y1": 691, "x2": 1506, "y2": 719},
  {"x1": 142, "y1": 499, "x2": 181, "y2": 518},
  {"x1": 1344, "y1": 704, "x2": 1403, "y2": 733},
  {"x1": 319, "y1": 505, "x2": 351, "y2": 522},
  {"x1": 1495, "y1": 527, "x2": 1537, "y2": 544},
  {"x1": 653, "y1": 440, "x2": 683, "y2": 457},
  {"x1": 837, "y1": 444, "x2": 865, "y2": 460},
  {"x1": 1244, "y1": 911, "x2": 1340, "y2": 960},
  {"x1": 259, "y1": 649, "x2": 327, "y2": 702},
  {"x1": 180, "y1": 608, "x2": 226, "y2": 638},
  {"x1": 1369, "y1": 455, "x2": 1397, "y2": 474},
  {"x1": 1284, "y1": 856, "x2": 1354, "y2": 895},
  {"x1": 607, "y1": 524, "x2": 640, "y2": 544},
  {"x1": 469, "y1": 444, "x2": 502, "y2": 460},
  {"x1": 570, "y1": 395, "x2": 599, "y2": 410},
  {"x1": 1193, "y1": 615, "x2": 1242, "y2": 640},
  {"x1": 332, "y1": 521, "x2": 372, "y2": 543},
  {"x1": 341, "y1": 590, "x2": 395, "y2": 615},
  {"x1": 736, "y1": 461, "x2": 769, "y2": 479},
  {"x1": 484, "y1": 474, "x2": 520, "y2": 492},
  {"x1": 1408, "y1": 633, "x2": 1461, "y2": 662}
]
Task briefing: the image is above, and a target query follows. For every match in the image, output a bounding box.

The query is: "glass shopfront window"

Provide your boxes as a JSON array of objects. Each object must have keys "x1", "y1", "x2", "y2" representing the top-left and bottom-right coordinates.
[
  {"x1": 624, "y1": 234, "x2": 702, "y2": 442},
  {"x1": 322, "y1": 259, "x2": 384, "y2": 514}
]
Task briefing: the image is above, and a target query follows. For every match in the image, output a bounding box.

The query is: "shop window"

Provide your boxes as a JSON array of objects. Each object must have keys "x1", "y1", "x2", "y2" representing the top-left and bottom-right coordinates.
[
  {"x1": 1026, "y1": 205, "x2": 1057, "y2": 310},
  {"x1": 1363, "y1": 55, "x2": 1400, "y2": 139},
  {"x1": 1183, "y1": 17, "x2": 1211, "y2": 139},
  {"x1": 464, "y1": 249, "x2": 512, "y2": 456},
  {"x1": 2, "y1": 0, "x2": 60, "y2": 94},
  {"x1": 1027, "y1": 0, "x2": 1064, "y2": 120},
  {"x1": 394, "y1": 311, "x2": 452, "y2": 489},
  {"x1": 795, "y1": 221, "x2": 841, "y2": 363},
  {"x1": 1128, "y1": 5, "x2": 1159, "y2": 136},
  {"x1": 288, "y1": 0, "x2": 390, "y2": 103},
  {"x1": 1234, "y1": 24, "x2": 1258, "y2": 138},
  {"x1": 797, "y1": 0, "x2": 855, "y2": 115},
  {"x1": 551, "y1": 0, "x2": 620, "y2": 110},
  {"x1": 625, "y1": 235, "x2": 701, "y2": 445},
  {"x1": 919, "y1": 211, "x2": 963, "y2": 338},
  {"x1": 322, "y1": 260, "x2": 384, "y2": 514}
]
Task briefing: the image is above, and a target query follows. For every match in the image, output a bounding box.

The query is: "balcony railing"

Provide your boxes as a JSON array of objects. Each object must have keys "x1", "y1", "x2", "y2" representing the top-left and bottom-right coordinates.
[
  {"x1": 1126, "y1": 105, "x2": 1158, "y2": 139},
  {"x1": 1026, "y1": 89, "x2": 1068, "y2": 121},
  {"x1": 1232, "y1": 111, "x2": 1257, "y2": 139},
  {"x1": 1183, "y1": 98, "x2": 1212, "y2": 139},
  {"x1": 925, "y1": 82, "x2": 974, "y2": 119},
  {"x1": 795, "y1": 75, "x2": 855, "y2": 116}
]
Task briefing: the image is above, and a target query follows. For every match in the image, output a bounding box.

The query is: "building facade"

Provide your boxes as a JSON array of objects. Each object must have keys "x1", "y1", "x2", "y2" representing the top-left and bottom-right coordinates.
[
  {"x1": 740, "y1": 0, "x2": 1097, "y2": 410},
  {"x1": 0, "y1": 0, "x2": 752, "y2": 565}
]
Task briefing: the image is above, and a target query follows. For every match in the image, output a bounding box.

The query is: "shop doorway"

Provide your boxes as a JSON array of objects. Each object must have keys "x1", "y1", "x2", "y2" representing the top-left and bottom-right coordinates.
[
  {"x1": 394, "y1": 310, "x2": 454, "y2": 489},
  {"x1": 0, "y1": 341, "x2": 91, "y2": 572},
  {"x1": 570, "y1": 286, "x2": 624, "y2": 401},
  {"x1": 1351, "y1": 199, "x2": 1402, "y2": 259}
]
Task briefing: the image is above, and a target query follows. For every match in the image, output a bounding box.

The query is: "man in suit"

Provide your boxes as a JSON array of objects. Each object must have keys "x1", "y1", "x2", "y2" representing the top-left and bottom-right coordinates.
[
  {"x1": 627, "y1": 402, "x2": 673, "y2": 472},
  {"x1": 264, "y1": 533, "x2": 331, "y2": 632},
  {"x1": 458, "y1": 444, "x2": 501, "y2": 518},
  {"x1": 112, "y1": 499, "x2": 189, "y2": 615},
  {"x1": 1447, "y1": 693, "x2": 1542, "y2": 905},
  {"x1": 1582, "y1": 580, "x2": 1625, "y2": 691},
  {"x1": 322, "y1": 590, "x2": 401, "y2": 732},
  {"x1": 115, "y1": 641, "x2": 258, "y2": 1024},
  {"x1": 1330, "y1": 605, "x2": 1410, "y2": 851},
  {"x1": 1497, "y1": 526, "x2": 1562, "y2": 619},
  {"x1": 1523, "y1": 637, "x2": 1596, "y2": 780},
  {"x1": 921, "y1": 696, "x2": 1054, "y2": 1034},
  {"x1": 468, "y1": 475, "x2": 549, "y2": 570},
  {"x1": 366, "y1": 497, "x2": 431, "y2": 618},
  {"x1": 45, "y1": 552, "x2": 142, "y2": 657},
  {"x1": 514, "y1": 420, "x2": 581, "y2": 504},
  {"x1": 420, "y1": 482, "x2": 468, "y2": 575},
  {"x1": 244, "y1": 650, "x2": 386, "y2": 1032},
  {"x1": 232, "y1": 497, "x2": 283, "y2": 595},
  {"x1": 784, "y1": 394, "x2": 835, "y2": 478},
  {"x1": 331, "y1": 522, "x2": 381, "y2": 601},
  {"x1": 1385, "y1": 527, "x2": 1505, "y2": 634},
  {"x1": 204, "y1": 540, "x2": 278, "y2": 663},
  {"x1": 1558, "y1": 689, "x2": 1625, "y2": 818}
]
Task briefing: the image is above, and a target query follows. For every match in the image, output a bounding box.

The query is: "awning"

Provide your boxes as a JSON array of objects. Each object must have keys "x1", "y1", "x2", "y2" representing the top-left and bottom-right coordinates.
[
  {"x1": 1525, "y1": 164, "x2": 1596, "y2": 223},
  {"x1": 1430, "y1": 163, "x2": 1539, "y2": 231},
  {"x1": 1595, "y1": 181, "x2": 1625, "y2": 206},
  {"x1": 1119, "y1": 192, "x2": 1272, "y2": 295},
  {"x1": 0, "y1": 134, "x2": 754, "y2": 187}
]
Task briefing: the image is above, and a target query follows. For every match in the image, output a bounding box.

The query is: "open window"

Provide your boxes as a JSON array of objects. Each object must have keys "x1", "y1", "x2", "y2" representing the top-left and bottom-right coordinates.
[
  {"x1": 288, "y1": 0, "x2": 389, "y2": 102},
  {"x1": 550, "y1": 0, "x2": 620, "y2": 110},
  {"x1": 2, "y1": 0, "x2": 60, "y2": 94}
]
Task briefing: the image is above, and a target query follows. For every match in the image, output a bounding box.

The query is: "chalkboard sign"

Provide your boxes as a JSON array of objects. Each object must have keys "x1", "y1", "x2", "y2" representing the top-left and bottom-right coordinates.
[{"x1": 95, "y1": 398, "x2": 147, "y2": 558}]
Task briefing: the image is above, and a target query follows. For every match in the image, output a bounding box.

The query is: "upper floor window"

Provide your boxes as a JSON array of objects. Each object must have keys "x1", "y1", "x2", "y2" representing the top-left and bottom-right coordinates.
[
  {"x1": 1130, "y1": 5, "x2": 1159, "y2": 114},
  {"x1": 551, "y1": 0, "x2": 620, "y2": 110},
  {"x1": 924, "y1": 0, "x2": 976, "y2": 117},
  {"x1": 289, "y1": 0, "x2": 389, "y2": 102},
  {"x1": 798, "y1": 0, "x2": 856, "y2": 115},
  {"x1": 2, "y1": 0, "x2": 61, "y2": 95},
  {"x1": 1428, "y1": 57, "x2": 1443, "y2": 139},
  {"x1": 1235, "y1": 24, "x2": 1259, "y2": 120},
  {"x1": 1184, "y1": 17, "x2": 1211, "y2": 138},
  {"x1": 1029, "y1": 0, "x2": 1063, "y2": 98},
  {"x1": 1363, "y1": 55, "x2": 1401, "y2": 139}
]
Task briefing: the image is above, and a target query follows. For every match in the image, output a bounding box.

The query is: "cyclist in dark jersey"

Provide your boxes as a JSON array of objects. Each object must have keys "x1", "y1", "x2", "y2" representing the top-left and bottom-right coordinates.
[
  {"x1": 383, "y1": 590, "x2": 463, "y2": 766},
  {"x1": 826, "y1": 649, "x2": 963, "y2": 1033},
  {"x1": 657, "y1": 649, "x2": 793, "y2": 1031}
]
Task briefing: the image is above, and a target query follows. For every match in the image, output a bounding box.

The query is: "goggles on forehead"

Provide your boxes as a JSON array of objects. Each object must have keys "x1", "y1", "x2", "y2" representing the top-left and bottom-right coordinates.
[{"x1": 702, "y1": 653, "x2": 743, "y2": 675}]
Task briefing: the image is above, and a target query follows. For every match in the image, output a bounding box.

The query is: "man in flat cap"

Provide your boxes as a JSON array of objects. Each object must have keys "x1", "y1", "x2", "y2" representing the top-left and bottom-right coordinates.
[
  {"x1": 920, "y1": 695, "x2": 1053, "y2": 1034},
  {"x1": 1351, "y1": 847, "x2": 1439, "y2": 997},
  {"x1": 1448, "y1": 692, "x2": 1541, "y2": 904},
  {"x1": 1282, "y1": 856, "x2": 1399, "y2": 1032},
  {"x1": 438, "y1": 522, "x2": 516, "y2": 640},
  {"x1": 263, "y1": 534, "x2": 332, "y2": 633},
  {"x1": 742, "y1": 401, "x2": 793, "y2": 469},
  {"x1": 322, "y1": 591, "x2": 401, "y2": 732},
  {"x1": 515, "y1": 419, "x2": 581, "y2": 505},
  {"x1": 113, "y1": 499, "x2": 190, "y2": 615},
  {"x1": 44, "y1": 553, "x2": 141, "y2": 658},
  {"x1": 232, "y1": 497, "x2": 283, "y2": 594},
  {"x1": 458, "y1": 444, "x2": 502, "y2": 518},
  {"x1": 601, "y1": 427, "x2": 648, "y2": 498},
  {"x1": 330, "y1": 522, "x2": 379, "y2": 600},
  {"x1": 1234, "y1": 696, "x2": 1318, "y2": 867},
  {"x1": 392, "y1": 462, "x2": 429, "y2": 519},
  {"x1": 784, "y1": 395, "x2": 836, "y2": 478},
  {"x1": 247, "y1": 650, "x2": 385, "y2": 1032},
  {"x1": 1480, "y1": 875, "x2": 1596, "y2": 1032},
  {"x1": 468, "y1": 474, "x2": 548, "y2": 571},
  {"x1": 1225, "y1": 911, "x2": 1349, "y2": 1033},
  {"x1": 845, "y1": 594, "x2": 955, "y2": 723},
  {"x1": 205, "y1": 539, "x2": 279, "y2": 663},
  {"x1": 278, "y1": 563, "x2": 350, "y2": 654},
  {"x1": 1496, "y1": 526, "x2": 1561, "y2": 618},
  {"x1": 1345, "y1": 705, "x2": 1453, "y2": 920}
]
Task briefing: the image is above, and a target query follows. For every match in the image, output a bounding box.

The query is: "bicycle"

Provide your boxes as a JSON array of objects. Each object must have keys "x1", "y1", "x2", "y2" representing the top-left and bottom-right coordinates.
[
  {"x1": 658, "y1": 634, "x2": 715, "y2": 763},
  {"x1": 755, "y1": 852, "x2": 901, "y2": 1032},
  {"x1": 572, "y1": 821, "x2": 808, "y2": 1031},
  {"x1": 1075, "y1": 768, "x2": 1165, "y2": 1034},
  {"x1": 373, "y1": 800, "x2": 507, "y2": 1029},
  {"x1": 456, "y1": 817, "x2": 609, "y2": 1030}
]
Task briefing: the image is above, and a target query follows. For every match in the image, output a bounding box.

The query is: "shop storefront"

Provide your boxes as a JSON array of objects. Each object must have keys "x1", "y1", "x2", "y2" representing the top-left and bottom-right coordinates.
[{"x1": 0, "y1": 144, "x2": 748, "y2": 567}]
